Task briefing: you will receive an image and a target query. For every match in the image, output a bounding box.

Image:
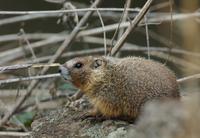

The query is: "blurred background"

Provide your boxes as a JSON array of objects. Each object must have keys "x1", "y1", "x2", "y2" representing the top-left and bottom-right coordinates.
[{"x1": 0, "y1": 0, "x2": 199, "y2": 132}]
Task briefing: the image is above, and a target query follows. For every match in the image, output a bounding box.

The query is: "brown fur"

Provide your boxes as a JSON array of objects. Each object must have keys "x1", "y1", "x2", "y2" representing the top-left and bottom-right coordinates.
[{"x1": 60, "y1": 56, "x2": 180, "y2": 120}]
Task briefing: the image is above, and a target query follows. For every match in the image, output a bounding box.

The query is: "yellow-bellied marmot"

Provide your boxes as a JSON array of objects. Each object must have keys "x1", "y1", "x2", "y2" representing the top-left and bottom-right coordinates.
[{"x1": 59, "y1": 56, "x2": 180, "y2": 120}]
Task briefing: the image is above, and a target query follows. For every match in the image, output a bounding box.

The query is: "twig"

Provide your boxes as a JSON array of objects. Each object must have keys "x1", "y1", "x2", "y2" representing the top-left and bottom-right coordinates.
[
  {"x1": 111, "y1": 0, "x2": 154, "y2": 56},
  {"x1": 0, "y1": 131, "x2": 30, "y2": 137},
  {"x1": 144, "y1": 12, "x2": 150, "y2": 59},
  {"x1": 177, "y1": 73, "x2": 200, "y2": 83},
  {"x1": 0, "y1": 13, "x2": 59, "y2": 26},
  {"x1": 0, "y1": 63, "x2": 60, "y2": 73},
  {"x1": 0, "y1": 12, "x2": 199, "y2": 30},
  {"x1": 169, "y1": 0, "x2": 173, "y2": 49},
  {"x1": 0, "y1": 8, "x2": 141, "y2": 15},
  {"x1": 0, "y1": 0, "x2": 102, "y2": 127},
  {"x1": 0, "y1": 89, "x2": 49, "y2": 97},
  {"x1": 111, "y1": 0, "x2": 131, "y2": 56},
  {"x1": 117, "y1": 0, "x2": 131, "y2": 39},
  {"x1": 0, "y1": 12, "x2": 151, "y2": 27},
  {"x1": 0, "y1": 73, "x2": 61, "y2": 85},
  {"x1": 110, "y1": 3, "x2": 129, "y2": 49},
  {"x1": 0, "y1": 33, "x2": 59, "y2": 43},
  {"x1": 149, "y1": 11, "x2": 200, "y2": 22},
  {"x1": 95, "y1": 6, "x2": 107, "y2": 55},
  {"x1": 0, "y1": 64, "x2": 32, "y2": 73},
  {"x1": 19, "y1": 29, "x2": 37, "y2": 61},
  {"x1": 0, "y1": 11, "x2": 197, "y2": 27}
]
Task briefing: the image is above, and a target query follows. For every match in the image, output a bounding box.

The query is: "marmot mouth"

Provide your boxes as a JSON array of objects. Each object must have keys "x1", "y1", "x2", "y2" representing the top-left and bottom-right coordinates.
[{"x1": 59, "y1": 66, "x2": 72, "y2": 81}]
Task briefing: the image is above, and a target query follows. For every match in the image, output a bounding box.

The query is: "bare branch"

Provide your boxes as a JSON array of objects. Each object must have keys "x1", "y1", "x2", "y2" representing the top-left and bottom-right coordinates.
[
  {"x1": 117, "y1": 0, "x2": 132, "y2": 39},
  {"x1": 0, "y1": 73, "x2": 61, "y2": 85},
  {"x1": 0, "y1": 63, "x2": 60, "y2": 73},
  {"x1": 19, "y1": 29, "x2": 37, "y2": 61},
  {"x1": 111, "y1": 0, "x2": 154, "y2": 56},
  {"x1": 177, "y1": 74, "x2": 200, "y2": 83},
  {"x1": 0, "y1": 131, "x2": 30, "y2": 137},
  {"x1": 0, "y1": 11, "x2": 199, "y2": 28},
  {"x1": 95, "y1": 6, "x2": 107, "y2": 55},
  {"x1": 0, "y1": 8, "x2": 141, "y2": 15},
  {"x1": 144, "y1": 12, "x2": 151, "y2": 59},
  {"x1": 0, "y1": 64, "x2": 32, "y2": 73}
]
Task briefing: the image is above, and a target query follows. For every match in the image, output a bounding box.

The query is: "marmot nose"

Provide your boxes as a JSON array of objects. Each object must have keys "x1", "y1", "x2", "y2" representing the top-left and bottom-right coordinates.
[
  {"x1": 59, "y1": 65, "x2": 71, "y2": 81},
  {"x1": 58, "y1": 66, "x2": 69, "y2": 74},
  {"x1": 58, "y1": 66, "x2": 62, "y2": 74},
  {"x1": 58, "y1": 68, "x2": 62, "y2": 73},
  {"x1": 58, "y1": 69, "x2": 61, "y2": 73}
]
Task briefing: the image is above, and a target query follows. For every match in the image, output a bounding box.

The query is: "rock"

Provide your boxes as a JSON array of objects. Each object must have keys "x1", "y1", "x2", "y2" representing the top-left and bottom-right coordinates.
[
  {"x1": 31, "y1": 93, "x2": 200, "y2": 138},
  {"x1": 107, "y1": 127, "x2": 128, "y2": 138}
]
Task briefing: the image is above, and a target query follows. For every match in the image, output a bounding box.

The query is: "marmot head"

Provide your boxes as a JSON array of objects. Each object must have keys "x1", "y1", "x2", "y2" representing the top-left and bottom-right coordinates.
[{"x1": 59, "y1": 56, "x2": 110, "y2": 92}]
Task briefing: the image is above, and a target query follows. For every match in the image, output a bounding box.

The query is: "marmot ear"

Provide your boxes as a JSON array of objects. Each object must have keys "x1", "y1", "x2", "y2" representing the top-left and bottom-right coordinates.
[{"x1": 93, "y1": 58, "x2": 103, "y2": 68}]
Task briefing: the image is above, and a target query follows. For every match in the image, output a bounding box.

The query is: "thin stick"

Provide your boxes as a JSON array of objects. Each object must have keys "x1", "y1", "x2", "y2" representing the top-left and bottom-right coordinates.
[
  {"x1": 114, "y1": 0, "x2": 132, "y2": 57},
  {"x1": 95, "y1": 7, "x2": 107, "y2": 55},
  {"x1": 145, "y1": 12, "x2": 151, "y2": 59},
  {"x1": 0, "y1": 33, "x2": 59, "y2": 42},
  {"x1": 110, "y1": 2, "x2": 129, "y2": 49},
  {"x1": 0, "y1": 64, "x2": 32, "y2": 73},
  {"x1": 0, "y1": 13, "x2": 58, "y2": 26},
  {"x1": 117, "y1": 0, "x2": 131, "y2": 39},
  {"x1": 0, "y1": 73, "x2": 61, "y2": 85},
  {"x1": 169, "y1": 0, "x2": 173, "y2": 48},
  {"x1": 177, "y1": 73, "x2": 200, "y2": 83},
  {"x1": 1, "y1": 11, "x2": 198, "y2": 27},
  {"x1": 0, "y1": 8, "x2": 141, "y2": 15},
  {"x1": 111, "y1": 0, "x2": 154, "y2": 56},
  {"x1": 0, "y1": 0, "x2": 102, "y2": 127},
  {"x1": 19, "y1": 29, "x2": 37, "y2": 61},
  {"x1": 0, "y1": 131, "x2": 30, "y2": 137},
  {"x1": 80, "y1": 12, "x2": 200, "y2": 36},
  {"x1": 0, "y1": 63, "x2": 60, "y2": 73}
]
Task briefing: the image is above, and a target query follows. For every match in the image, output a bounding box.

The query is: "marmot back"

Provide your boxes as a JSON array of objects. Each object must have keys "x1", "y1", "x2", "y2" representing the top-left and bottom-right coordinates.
[{"x1": 59, "y1": 56, "x2": 180, "y2": 120}]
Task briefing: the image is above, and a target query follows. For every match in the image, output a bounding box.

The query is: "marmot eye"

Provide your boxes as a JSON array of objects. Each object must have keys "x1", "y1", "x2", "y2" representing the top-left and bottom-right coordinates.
[{"x1": 74, "y1": 62, "x2": 83, "y2": 69}]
